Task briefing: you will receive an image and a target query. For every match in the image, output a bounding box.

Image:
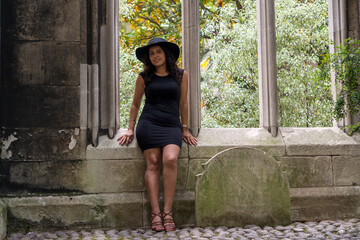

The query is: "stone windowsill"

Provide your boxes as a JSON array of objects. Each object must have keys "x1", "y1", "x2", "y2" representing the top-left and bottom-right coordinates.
[{"x1": 86, "y1": 127, "x2": 360, "y2": 160}]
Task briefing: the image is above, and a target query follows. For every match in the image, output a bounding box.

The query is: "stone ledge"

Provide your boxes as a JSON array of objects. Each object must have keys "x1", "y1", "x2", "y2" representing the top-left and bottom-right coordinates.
[
  {"x1": 87, "y1": 128, "x2": 286, "y2": 160},
  {"x1": 290, "y1": 186, "x2": 360, "y2": 221},
  {"x1": 86, "y1": 129, "x2": 189, "y2": 160},
  {"x1": 88, "y1": 128, "x2": 360, "y2": 160},
  {"x1": 280, "y1": 127, "x2": 360, "y2": 156},
  {"x1": 190, "y1": 128, "x2": 285, "y2": 158},
  {"x1": 4, "y1": 191, "x2": 195, "y2": 233}
]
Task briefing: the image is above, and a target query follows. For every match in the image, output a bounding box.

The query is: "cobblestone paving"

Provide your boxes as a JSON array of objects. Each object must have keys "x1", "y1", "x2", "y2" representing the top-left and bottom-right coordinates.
[{"x1": 6, "y1": 218, "x2": 360, "y2": 240}]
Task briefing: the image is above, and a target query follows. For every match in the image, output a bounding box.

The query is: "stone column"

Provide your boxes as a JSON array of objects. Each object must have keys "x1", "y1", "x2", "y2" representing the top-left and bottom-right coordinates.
[
  {"x1": 89, "y1": 0, "x2": 100, "y2": 146},
  {"x1": 328, "y1": 0, "x2": 348, "y2": 128},
  {"x1": 100, "y1": 0, "x2": 120, "y2": 139},
  {"x1": 88, "y1": 0, "x2": 119, "y2": 146},
  {"x1": 182, "y1": 0, "x2": 201, "y2": 137},
  {"x1": 257, "y1": 0, "x2": 278, "y2": 137}
]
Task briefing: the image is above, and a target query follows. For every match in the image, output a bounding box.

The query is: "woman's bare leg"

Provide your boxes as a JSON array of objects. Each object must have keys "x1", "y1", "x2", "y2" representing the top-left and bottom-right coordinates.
[
  {"x1": 143, "y1": 148, "x2": 162, "y2": 224},
  {"x1": 162, "y1": 144, "x2": 180, "y2": 214}
]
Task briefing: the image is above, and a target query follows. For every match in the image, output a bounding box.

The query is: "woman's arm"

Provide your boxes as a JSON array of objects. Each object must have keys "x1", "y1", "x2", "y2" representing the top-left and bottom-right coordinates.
[
  {"x1": 117, "y1": 74, "x2": 145, "y2": 145},
  {"x1": 180, "y1": 70, "x2": 198, "y2": 146}
]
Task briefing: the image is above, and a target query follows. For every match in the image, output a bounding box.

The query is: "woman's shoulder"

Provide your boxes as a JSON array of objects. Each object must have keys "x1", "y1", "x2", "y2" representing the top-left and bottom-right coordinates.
[{"x1": 139, "y1": 71, "x2": 145, "y2": 78}]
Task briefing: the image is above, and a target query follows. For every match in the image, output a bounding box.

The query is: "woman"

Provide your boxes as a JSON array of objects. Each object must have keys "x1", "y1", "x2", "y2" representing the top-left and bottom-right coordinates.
[{"x1": 117, "y1": 38, "x2": 198, "y2": 232}]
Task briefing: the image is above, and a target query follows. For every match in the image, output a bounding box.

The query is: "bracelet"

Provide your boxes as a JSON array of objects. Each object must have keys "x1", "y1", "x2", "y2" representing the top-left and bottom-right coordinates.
[
  {"x1": 129, "y1": 119, "x2": 136, "y2": 123},
  {"x1": 182, "y1": 124, "x2": 188, "y2": 128}
]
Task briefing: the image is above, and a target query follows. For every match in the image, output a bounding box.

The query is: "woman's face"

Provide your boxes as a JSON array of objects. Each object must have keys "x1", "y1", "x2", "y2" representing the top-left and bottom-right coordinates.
[{"x1": 149, "y1": 45, "x2": 166, "y2": 68}]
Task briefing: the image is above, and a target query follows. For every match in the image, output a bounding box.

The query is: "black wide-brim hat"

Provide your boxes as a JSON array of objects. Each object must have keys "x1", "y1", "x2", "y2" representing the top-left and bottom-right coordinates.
[{"x1": 135, "y1": 38, "x2": 180, "y2": 63}]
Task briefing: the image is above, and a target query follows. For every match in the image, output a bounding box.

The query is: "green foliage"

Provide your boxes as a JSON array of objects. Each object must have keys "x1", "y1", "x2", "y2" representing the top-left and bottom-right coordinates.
[
  {"x1": 275, "y1": 0, "x2": 332, "y2": 127},
  {"x1": 322, "y1": 39, "x2": 360, "y2": 134},
  {"x1": 119, "y1": 0, "x2": 333, "y2": 128}
]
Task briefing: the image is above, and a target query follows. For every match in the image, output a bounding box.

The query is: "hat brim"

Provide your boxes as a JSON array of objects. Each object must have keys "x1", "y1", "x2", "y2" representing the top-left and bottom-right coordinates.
[{"x1": 136, "y1": 41, "x2": 180, "y2": 63}]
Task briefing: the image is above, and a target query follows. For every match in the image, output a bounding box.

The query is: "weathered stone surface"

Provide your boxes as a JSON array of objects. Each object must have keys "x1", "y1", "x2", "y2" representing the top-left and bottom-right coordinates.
[
  {"x1": 196, "y1": 147, "x2": 290, "y2": 227},
  {"x1": 82, "y1": 159, "x2": 146, "y2": 193},
  {"x1": 333, "y1": 156, "x2": 360, "y2": 186},
  {"x1": 348, "y1": 0, "x2": 359, "y2": 40},
  {"x1": 3, "y1": 42, "x2": 80, "y2": 86},
  {"x1": 81, "y1": 158, "x2": 188, "y2": 193},
  {"x1": 1, "y1": 87, "x2": 80, "y2": 128},
  {"x1": 1, "y1": 128, "x2": 80, "y2": 161},
  {"x1": 2, "y1": 0, "x2": 80, "y2": 41},
  {"x1": 143, "y1": 191, "x2": 195, "y2": 228},
  {"x1": 186, "y1": 159, "x2": 208, "y2": 190},
  {"x1": 280, "y1": 128, "x2": 360, "y2": 156},
  {"x1": 8, "y1": 160, "x2": 83, "y2": 192},
  {"x1": 291, "y1": 186, "x2": 360, "y2": 221},
  {"x1": 189, "y1": 128, "x2": 285, "y2": 159},
  {"x1": 281, "y1": 156, "x2": 332, "y2": 188},
  {"x1": 176, "y1": 158, "x2": 189, "y2": 190},
  {"x1": 0, "y1": 200, "x2": 6, "y2": 240},
  {"x1": 86, "y1": 129, "x2": 189, "y2": 160},
  {"x1": 5, "y1": 193, "x2": 143, "y2": 233}
]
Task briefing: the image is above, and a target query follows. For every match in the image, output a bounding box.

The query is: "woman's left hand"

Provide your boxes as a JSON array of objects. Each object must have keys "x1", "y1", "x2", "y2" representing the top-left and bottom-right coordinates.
[{"x1": 182, "y1": 128, "x2": 198, "y2": 146}]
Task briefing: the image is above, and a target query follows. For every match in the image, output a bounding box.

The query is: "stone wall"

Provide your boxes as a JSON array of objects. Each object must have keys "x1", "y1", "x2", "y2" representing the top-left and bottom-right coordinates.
[
  {"x1": 1, "y1": 0, "x2": 86, "y2": 193},
  {"x1": 1, "y1": 0, "x2": 360, "y2": 234},
  {"x1": 3, "y1": 128, "x2": 360, "y2": 232}
]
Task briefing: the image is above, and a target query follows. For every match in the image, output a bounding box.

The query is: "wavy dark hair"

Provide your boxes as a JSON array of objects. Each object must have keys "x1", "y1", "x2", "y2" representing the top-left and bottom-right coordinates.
[{"x1": 140, "y1": 44, "x2": 183, "y2": 84}]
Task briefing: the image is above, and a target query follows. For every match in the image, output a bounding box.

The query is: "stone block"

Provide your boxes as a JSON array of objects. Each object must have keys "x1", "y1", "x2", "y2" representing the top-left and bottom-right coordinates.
[
  {"x1": 333, "y1": 156, "x2": 360, "y2": 186},
  {"x1": 189, "y1": 128, "x2": 285, "y2": 159},
  {"x1": 86, "y1": 129, "x2": 189, "y2": 160},
  {"x1": 1, "y1": 128, "x2": 80, "y2": 161},
  {"x1": 5, "y1": 193, "x2": 143, "y2": 233},
  {"x1": 0, "y1": 200, "x2": 6, "y2": 240},
  {"x1": 186, "y1": 159, "x2": 208, "y2": 190},
  {"x1": 281, "y1": 156, "x2": 332, "y2": 188},
  {"x1": 280, "y1": 128, "x2": 360, "y2": 156},
  {"x1": 81, "y1": 157, "x2": 188, "y2": 193},
  {"x1": 3, "y1": 41, "x2": 80, "y2": 86},
  {"x1": 142, "y1": 191, "x2": 195, "y2": 228},
  {"x1": 1, "y1": 87, "x2": 80, "y2": 128},
  {"x1": 2, "y1": 0, "x2": 80, "y2": 41},
  {"x1": 176, "y1": 158, "x2": 189, "y2": 190},
  {"x1": 7, "y1": 160, "x2": 83, "y2": 192},
  {"x1": 196, "y1": 147, "x2": 291, "y2": 227},
  {"x1": 291, "y1": 186, "x2": 360, "y2": 221},
  {"x1": 81, "y1": 159, "x2": 146, "y2": 193}
]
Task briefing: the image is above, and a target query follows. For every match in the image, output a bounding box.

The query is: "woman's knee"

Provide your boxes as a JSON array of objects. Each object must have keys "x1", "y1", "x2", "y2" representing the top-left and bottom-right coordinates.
[
  {"x1": 147, "y1": 158, "x2": 161, "y2": 172},
  {"x1": 144, "y1": 150, "x2": 161, "y2": 172},
  {"x1": 162, "y1": 154, "x2": 178, "y2": 168}
]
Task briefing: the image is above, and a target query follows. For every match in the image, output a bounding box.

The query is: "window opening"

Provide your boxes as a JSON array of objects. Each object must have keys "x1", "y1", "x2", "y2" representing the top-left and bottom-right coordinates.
[
  {"x1": 200, "y1": 0, "x2": 260, "y2": 128},
  {"x1": 275, "y1": 0, "x2": 331, "y2": 127}
]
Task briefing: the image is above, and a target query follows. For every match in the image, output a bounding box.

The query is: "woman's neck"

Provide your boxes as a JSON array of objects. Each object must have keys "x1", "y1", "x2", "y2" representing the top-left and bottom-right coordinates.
[{"x1": 155, "y1": 65, "x2": 168, "y2": 76}]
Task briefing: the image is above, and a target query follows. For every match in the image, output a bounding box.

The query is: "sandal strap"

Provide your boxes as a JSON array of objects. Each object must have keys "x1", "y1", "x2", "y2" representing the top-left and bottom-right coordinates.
[
  {"x1": 163, "y1": 211, "x2": 173, "y2": 217},
  {"x1": 151, "y1": 212, "x2": 162, "y2": 221},
  {"x1": 163, "y1": 211, "x2": 174, "y2": 224}
]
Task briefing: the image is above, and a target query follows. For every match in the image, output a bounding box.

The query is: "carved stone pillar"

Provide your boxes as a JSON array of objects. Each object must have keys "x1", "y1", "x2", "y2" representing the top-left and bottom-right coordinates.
[
  {"x1": 257, "y1": 0, "x2": 278, "y2": 137},
  {"x1": 85, "y1": 0, "x2": 119, "y2": 147},
  {"x1": 328, "y1": 0, "x2": 349, "y2": 128},
  {"x1": 100, "y1": 0, "x2": 120, "y2": 139},
  {"x1": 182, "y1": 0, "x2": 201, "y2": 137}
]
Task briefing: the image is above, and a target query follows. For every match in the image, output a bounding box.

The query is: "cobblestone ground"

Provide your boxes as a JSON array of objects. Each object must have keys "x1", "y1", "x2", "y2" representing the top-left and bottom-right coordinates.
[{"x1": 6, "y1": 218, "x2": 360, "y2": 240}]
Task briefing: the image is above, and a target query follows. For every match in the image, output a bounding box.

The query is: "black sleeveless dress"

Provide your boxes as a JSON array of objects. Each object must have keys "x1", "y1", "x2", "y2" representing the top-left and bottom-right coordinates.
[{"x1": 136, "y1": 71, "x2": 183, "y2": 152}]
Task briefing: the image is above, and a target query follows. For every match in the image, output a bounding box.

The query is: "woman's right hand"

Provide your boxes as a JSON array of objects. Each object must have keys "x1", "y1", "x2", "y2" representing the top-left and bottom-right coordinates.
[{"x1": 117, "y1": 129, "x2": 134, "y2": 146}]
